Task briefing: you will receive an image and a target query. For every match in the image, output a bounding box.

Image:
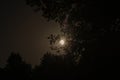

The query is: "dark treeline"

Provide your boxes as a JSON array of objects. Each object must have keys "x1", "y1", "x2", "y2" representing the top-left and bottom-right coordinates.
[{"x1": 0, "y1": 38, "x2": 119, "y2": 80}]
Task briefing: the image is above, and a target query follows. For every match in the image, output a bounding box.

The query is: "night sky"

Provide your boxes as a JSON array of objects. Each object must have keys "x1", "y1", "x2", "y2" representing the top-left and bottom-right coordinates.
[{"x1": 0, "y1": 0, "x2": 60, "y2": 67}]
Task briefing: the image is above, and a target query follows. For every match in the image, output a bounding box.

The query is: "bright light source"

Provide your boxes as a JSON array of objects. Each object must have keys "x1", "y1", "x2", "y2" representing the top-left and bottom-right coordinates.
[{"x1": 59, "y1": 39, "x2": 65, "y2": 45}]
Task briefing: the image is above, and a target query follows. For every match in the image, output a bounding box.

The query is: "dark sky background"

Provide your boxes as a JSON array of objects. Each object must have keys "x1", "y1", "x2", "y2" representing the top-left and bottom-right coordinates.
[{"x1": 0, "y1": 0, "x2": 60, "y2": 67}]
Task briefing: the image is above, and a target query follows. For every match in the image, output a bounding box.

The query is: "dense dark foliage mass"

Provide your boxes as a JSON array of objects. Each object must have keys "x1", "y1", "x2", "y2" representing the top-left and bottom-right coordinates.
[
  {"x1": 0, "y1": 52, "x2": 32, "y2": 80},
  {"x1": 0, "y1": 49, "x2": 119, "y2": 80},
  {"x1": 0, "y1": 0, "x2": 120, "y2": 80}
]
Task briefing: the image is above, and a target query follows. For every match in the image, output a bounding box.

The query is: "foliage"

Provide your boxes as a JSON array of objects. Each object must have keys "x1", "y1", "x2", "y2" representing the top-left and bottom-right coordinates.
[
  {"x1": 26, "y1": 0, "x2": 120, "y2": 56},
  {"x1": 26, "y1": 1, "x2": 120, "y2": 78}
]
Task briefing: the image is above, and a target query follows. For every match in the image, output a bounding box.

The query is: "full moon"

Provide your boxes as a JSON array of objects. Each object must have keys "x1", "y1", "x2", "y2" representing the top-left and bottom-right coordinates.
[{"x1": 59, "y1": 39, "x2": 65, "y2": 45}]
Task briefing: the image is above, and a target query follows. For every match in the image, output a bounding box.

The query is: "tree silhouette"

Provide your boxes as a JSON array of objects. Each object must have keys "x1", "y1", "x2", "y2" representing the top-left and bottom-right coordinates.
[
  {"x1": 32, "y1": 52, "x2": 82, "y2": 80},
  {"x1": 4, "y1": 52, "x2": 32, "y2": 80}
]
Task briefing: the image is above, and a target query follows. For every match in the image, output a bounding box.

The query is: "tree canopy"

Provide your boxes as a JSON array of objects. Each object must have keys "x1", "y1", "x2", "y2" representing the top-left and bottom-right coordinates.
[
  {"x1": 25, "y1": 1, "x2": 120, "y2": 78},
  {"x1": 26, "y1": 0, "x2": 120, "y2": 56},
  {"x1": 4, "y1": 52, "x2": 32, "y2": 80}
]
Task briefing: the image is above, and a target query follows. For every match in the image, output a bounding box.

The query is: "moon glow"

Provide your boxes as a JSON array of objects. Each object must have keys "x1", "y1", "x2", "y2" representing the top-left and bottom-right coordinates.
[{"x1": 59, "y1": 39, "x2": 65, "y2": 45}]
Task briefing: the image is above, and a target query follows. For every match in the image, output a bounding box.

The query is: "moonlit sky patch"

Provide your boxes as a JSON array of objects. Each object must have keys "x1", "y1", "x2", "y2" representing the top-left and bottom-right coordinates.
[{"x1": 0, "y1": 0, "x2": 61, "y2": 67}]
